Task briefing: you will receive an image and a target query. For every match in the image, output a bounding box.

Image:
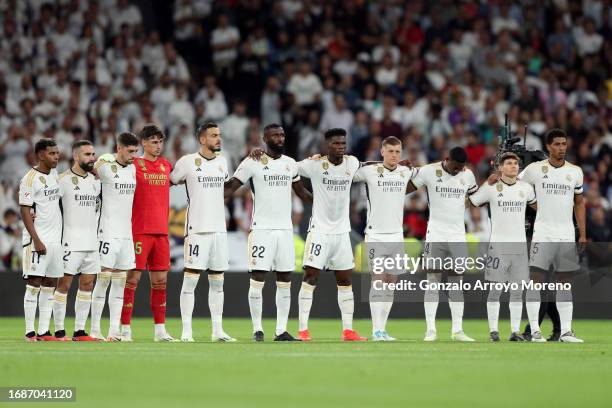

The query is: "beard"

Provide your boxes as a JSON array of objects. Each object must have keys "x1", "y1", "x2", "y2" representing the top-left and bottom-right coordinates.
[
  {"x1": 210, "y1": 145, "x2": 221, "y2": 152},
  {"x1": 79, "y1": 161, "x2": 94, "y2": 172},
  {"x1": 269, "y1": 143, "x2": 285, "y2": 154}
]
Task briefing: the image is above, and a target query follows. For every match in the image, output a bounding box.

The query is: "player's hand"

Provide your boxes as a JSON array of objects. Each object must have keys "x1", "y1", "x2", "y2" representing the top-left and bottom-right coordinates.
[
  {"x1": 33, "y1": 239, "x2": 46, "y2": 255},
  {"x1": 399, "y1": 159, "x2": 412, "y2": 167},
  {"x1": 487, "y1": 173, "x2": 499, "y2": 185},
  {"x1": 98, "y1": 153, "x2": 116, "y2": 163},
  {"x1": 577, "y1": 236, "x2": 587, "y2": 254},
  {"x1": 308, "y1": 154, "x2": 322, "y2": 160},
  {"x1": 249, "y1": 148, "x2": 264, "y2": 160}
]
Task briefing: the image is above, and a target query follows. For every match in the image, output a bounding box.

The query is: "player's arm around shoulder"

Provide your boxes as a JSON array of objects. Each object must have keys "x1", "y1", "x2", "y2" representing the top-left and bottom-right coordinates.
[
  {"x1": 468, "y1": 181, "x2": 490, "y2": 207},
  {"x1": 224, "y1": 156, "x2": 251, "y2": 200},
  {"x1": 169, "y1": 155, "x2": 187, "y2": 185}
]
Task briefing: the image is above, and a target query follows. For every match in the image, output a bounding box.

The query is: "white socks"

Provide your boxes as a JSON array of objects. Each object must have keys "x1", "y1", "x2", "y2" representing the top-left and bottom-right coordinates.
[
  {"x1": 369, "y1": 282, "x2": 393, "y2": 333},
  {"x1": 509, "y1": 289, "x2": 523, "y2": 333},
  {"x1": 180, "y1": 272, "x2": 199, "y2": 338},
  {"x1": 526, "y1": 289, "x2": 541, "y2": 333},
  {"x1": 275, "y1": 281, "x2": 291, "y2": 336},
  {"x1": 23, "y1": 285, "x2": 40, "y2": 334},
  {"x1": 557, "y1": 288, "x2": 573, "y2": 334},
  {"x1": 37, "y1": 286, "x2": 54, "y2": 334},
  {"x1": 108, "y1": 272, "x2": 126, "y2": 336},
  {"x1": 248, "y1": 279, "x2": 264, "y2": 332},
  {"x1": 90, "y1": 271, "x2": 111, "y2": 334},
  {"x1": 52, "y1": 291, "x2": 68, "y2": 332},
  {"x1": 208, "y1": 274, "x2": 224, "y2": 335},
  {"x1": 337, "y1": 285, "x2": 354, "y2": 331},
  {"x1": 424, "y1": 273, "x2": 440, "y2": 332},
  {"x1": 298, "y1": 282, "x2": 315, "y2": 331},
  {"x1": 74, "y1": 290, "x2": 92, "y2": 332},
  {"x1": 448, "y1": 276, "x2": 464, "y2": 333}
]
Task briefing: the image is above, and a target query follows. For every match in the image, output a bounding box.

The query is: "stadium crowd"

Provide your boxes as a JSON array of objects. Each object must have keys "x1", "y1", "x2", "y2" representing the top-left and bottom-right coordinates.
[{"x1": 0, "y1": 0, "x2": 611, "y2": 272}]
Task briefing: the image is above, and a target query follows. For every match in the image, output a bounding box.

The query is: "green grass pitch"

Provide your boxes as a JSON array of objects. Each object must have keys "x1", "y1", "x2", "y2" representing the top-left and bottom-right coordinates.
[{"x1": 1, "y1": 318, "x2": 611, "y2": 408}]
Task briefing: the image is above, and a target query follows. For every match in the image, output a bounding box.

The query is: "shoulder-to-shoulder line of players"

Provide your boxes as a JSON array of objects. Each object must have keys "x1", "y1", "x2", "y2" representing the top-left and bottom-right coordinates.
[{"x1": 18, "y1": 124, "x2": 586, "y2": 343}]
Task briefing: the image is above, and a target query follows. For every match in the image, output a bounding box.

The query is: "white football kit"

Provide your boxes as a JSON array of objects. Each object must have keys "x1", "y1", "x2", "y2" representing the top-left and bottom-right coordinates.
[
  {"x1": 59, "y1": 170, "x2": 102, "y2": 275},
  {"x1": 19, "y1": 168, "x2": 63, "y2": 278},
  {"x1": 171, "y1": 152, "x2": 229, "y2": 271},
  {"x1": 354, "y1": 164, "x2": 414, "y2": 273},
  {"x1": 299, "y1": 155, "x2": 361, "y2": 271},
  {"x1": 520, "y1": 160, "x2": 583, "y2": 272},
  {"x1": 469, "y1": 180, "x2": 536, "y2": 282},
  {"x1": 95, "y1": 159, "x2": 137, "y2": 270},
  {"x1": 411, "y1": 162, "x2": 477, "y2": 269},
  {"x1": 234, "y1": 154, "x2": 300, "y2": 272}
]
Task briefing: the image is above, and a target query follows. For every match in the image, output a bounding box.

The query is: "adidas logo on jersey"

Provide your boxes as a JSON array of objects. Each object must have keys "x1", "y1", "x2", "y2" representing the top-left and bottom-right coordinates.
[
  {"x1": 323, "y1": 171, "x2": 329, "y2": 175},
  {"x1": 498, "y1": 193, "x2": 503, "y2": 197},
  {"x1": 196, "y1": 168, "x2": 201, "y2": 171},
  {"x1": 436, "y1": 178, "x2": 443, "y2": 182},
  {"x1": 263, "y1": 166, "x2": 269, "y2": 170},
  {"x1": 543, "y1": 175, "x2": 548, "y2": 178},
  {"x1": 74, "y1": 186, "x2": 80, "y2": 190},
  {"x1": 114, "y1": 174, "x2": 119, "y2": 179}
]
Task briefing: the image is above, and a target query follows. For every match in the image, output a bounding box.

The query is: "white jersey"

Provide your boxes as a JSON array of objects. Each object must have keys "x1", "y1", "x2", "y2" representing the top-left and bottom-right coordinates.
[
  {"x1": 469, "y1": 180, "x2": 536, "y2": 243},
  {"x1": 519, "y1": 160, "x2": 583, "y2": 241},
  {"x1": 353, "y1": 164, "x2": 414, "y2": 234},
  {"x1": 171, "y1": 152, "x2": 229, "y2": 234},
  {"x1": 19, "y1": 168, "x2": 62, "y2": 245},
  {"x1": 411, "y1": 162, "x2": 477, "y2": 241},
  {"x1": 298, "y1": 155, "x2": 361, "y2": 234},
  {"x1": 95, "y1": 159, "x2": 136, "y2": 239},
  {"x1": 59, "y1": 170, "x2": 101, "y2": 251},
  {"x1": 233, "y1": 154, "x2": 299, "y2": 230}
]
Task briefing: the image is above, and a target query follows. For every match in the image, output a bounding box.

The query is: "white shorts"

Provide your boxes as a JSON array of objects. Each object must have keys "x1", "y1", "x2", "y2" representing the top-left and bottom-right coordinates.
[
  {"x1": 248, "y1": 229, "x2": 295, "y2": 272},
  {"x1": 364, "y1": 233, "x2": 405, "y2": 274},
  {"x1": 529, "y1": 240, "x2": 579, "y2": 273},
  {"x1": 63, "y1": 250, "x2": 101, "y2": 275},
  {"x1": 485, "y1": 244, "x2": 529, "y2": 283},
  {"x1": 303, "y1": 231, "x2": 354, "y2": 271},
  {"x1": 22, "y1": 242, "x2": 63, "y2": 279},
  {"x1": 422, "y1": 240, "x2": 469, "y2": 274},
  {"x1": 184, "y1": 232, "x2": 228, "y2": 271},
  {"x1": 98, "y1": 238, "x2": 136, "y2": 271}
]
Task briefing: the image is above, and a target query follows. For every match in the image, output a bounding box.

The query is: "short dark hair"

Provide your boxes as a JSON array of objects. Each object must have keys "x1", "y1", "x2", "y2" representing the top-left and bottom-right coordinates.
[
  {"x1": 382, "y1": 136, "x2": 402, "y2": 147},
  {"x1": 196, "y1": 121, "x2": 219, "y2": 138},
  {"x1": 263, "y1": 123, "x2": 282, "y2": 133},
  {"x1": 498, "y1": 151, "x2": 521, "y2": 166},
  {"x1": 34, "y1": 138, "x2": 57, "y2": 155},
  {"x1": 545, "y1": 128, "x2": 567, "y2": 145},
  {"x1": 117, "y1": 132, "x2": 139, "y2": 147},
  {"x1": 72, "y1": 139, "x2": 93, "y2": 151},
  {"x1": 449, "y1": 146, "x2": 467, "y2": 163},
  {"x1": 324, "y1": 128, "x2": 347, "y2": 140},
  {"x1": 139, "y1": 124, "x2": 164, "y2": 140}
]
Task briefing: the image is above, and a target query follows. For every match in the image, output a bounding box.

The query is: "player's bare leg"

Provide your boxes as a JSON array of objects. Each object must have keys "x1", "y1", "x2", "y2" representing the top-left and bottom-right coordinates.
[
  {"x1": 150, "y1": 270, "x2": 177, "y2": 341},
  {"x1": 248, "y1": 270, "x2": 266, "y2": 341},
  {"x1": 557, "y1": 272, "x2": 582, "y2": 343},
  {"x1": 90, "y1": 268, "x2": 112, "y2": 340},
  {"x1": 526, "y1": 268, "x2": 547, "y2": 342},
  {"x1": 297, "y1": 266, "x2": 320, "y2": 341},
  {"x1": 37, "y1": 276, "x2": 58, "y2": 341},
  {"x1": 24, "y1": 276, "x2": 43, "y2": 341},
  {"x1": 273, "y1": 272, "x2": 299, "y2": 341},
  {"x1": 121, "y1": 269, "x2": 141, "y2": 341}
]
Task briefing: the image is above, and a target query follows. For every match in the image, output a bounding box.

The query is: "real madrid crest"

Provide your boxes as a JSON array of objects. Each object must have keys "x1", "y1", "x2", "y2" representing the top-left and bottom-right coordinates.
[
  {"x1": 400, "y1": 171, "x2": 405, "y2": 178},
  {"x1": 435, "y1": 169, "x2": 442, "y2": 178},
  {"x1": 261, "y1": 156, "x2": 268, "y2": 165},
  {"x1": 566, "y1": 174, "x2": 572, "y2": 182},
  {"x1": 541, "y1": 165, "x2": 548, "y2": 174},
  {"x1": 322, "y1": 161, "x2": 329, "y2": 170},
  {"x1": 111, "y1": 164, "x2": 117, "y2": 173},
  {"x1": 71, "y1": 176, "x2": 78, "y2": 185},
  {"x1": 519, "y1": 190, "x2": 524, "y2": 198},
  {"x1": 39, "y1": 176, "x2": 46, "y2": 185},
  {"x1": 460, "y1": 178, "x2": 465, "y2": 185},
  {"x1": 377, "y1": 166, "x2": 384, "y2": 175},
  {"x1": 496, "y1": 182, "x2": 503, "y2": 192},
  {"x1": 195, "y1": 158, "x2": 202, "y2": 167}
]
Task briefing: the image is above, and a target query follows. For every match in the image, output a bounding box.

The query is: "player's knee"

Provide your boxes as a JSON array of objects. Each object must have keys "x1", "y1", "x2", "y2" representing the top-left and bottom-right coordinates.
[
  {"x1": 57, "y1": 278, "x2": 72, "y2": 293},
  {"x1": 249, "y1": 271, "x2": 266, "y2": 282},
  {"x1": 336, "y1": 277, "x2": 352, "y2": 287},
  {"x1": 42, "y1": 277, "x2": 57, "y2": 287},
  {"x1": 275, "y1": 272, "x2": 291, "y2": 283},
  {"x1": 529, "y1": 268, "x2": 546, "y2": 282},
  {"x1": 80, "y1": 278, "x2": 95, "y2": 292}
]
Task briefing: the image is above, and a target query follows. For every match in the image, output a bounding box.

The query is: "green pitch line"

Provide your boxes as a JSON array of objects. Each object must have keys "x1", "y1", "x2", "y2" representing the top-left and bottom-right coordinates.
[{"x1": 0, "y1": 318, "x2": 611, "y2": 408}]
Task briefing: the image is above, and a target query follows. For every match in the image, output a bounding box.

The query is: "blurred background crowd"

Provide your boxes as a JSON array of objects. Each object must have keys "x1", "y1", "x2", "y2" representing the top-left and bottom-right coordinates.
[{"x1": 0, "y1": 0, "x2": 610, "y2": 271}]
